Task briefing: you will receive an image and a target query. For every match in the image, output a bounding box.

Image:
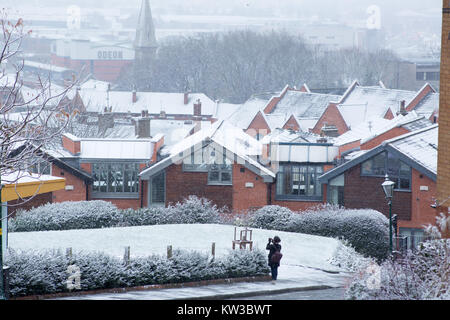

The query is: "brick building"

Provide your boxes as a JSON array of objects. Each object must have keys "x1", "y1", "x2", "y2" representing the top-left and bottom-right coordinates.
[
  {"x1": 139, "y1": 121, "x2": 338, "y2": 213},
  {"x1": 311, "y1": 81, "x2": 439, "y2": 137},
  {"x1": 437, "y1": 1, "x2": 450, "y2": 228},
  {"x1": 319, "y1": 125, "x2": 439, "y2": 245}
]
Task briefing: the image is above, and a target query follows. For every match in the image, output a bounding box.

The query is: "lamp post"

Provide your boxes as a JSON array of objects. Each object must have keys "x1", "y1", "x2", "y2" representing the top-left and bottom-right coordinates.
[{"x1": 381, "y1": 174, "x2": 395, "y2": 253}]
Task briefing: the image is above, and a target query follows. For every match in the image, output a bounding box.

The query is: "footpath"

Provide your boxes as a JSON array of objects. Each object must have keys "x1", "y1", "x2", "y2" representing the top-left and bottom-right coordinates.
[{"x1": 50, "y1": 265, "x2": 352, "y2": 300}]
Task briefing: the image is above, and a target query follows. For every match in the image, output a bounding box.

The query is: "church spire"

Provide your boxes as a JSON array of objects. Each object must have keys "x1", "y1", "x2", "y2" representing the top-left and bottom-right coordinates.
[{"x1": 134, "y1": 0, "x2": 157, "y2": 49}]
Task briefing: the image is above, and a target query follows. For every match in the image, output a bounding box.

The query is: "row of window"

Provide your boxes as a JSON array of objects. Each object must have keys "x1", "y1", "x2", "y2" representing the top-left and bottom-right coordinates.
[
  {"x1": 276, "y1": 164, "x2": 323, "y2": 200},
  {"x1": 416, "y1": 71, "x2": 440, "y2": 81},
  {"x1": 92, "y1": 163, "x2": 140, "y2": 194}
]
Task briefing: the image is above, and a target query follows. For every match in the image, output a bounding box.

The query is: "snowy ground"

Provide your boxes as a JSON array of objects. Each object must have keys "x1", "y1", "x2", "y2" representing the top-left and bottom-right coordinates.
[
  {"x1": 9, "y1": 224, "x2": 357, "y2": 299},
  {"x1": 8, "y1": 224, "x2": 346, "y2": 273}
]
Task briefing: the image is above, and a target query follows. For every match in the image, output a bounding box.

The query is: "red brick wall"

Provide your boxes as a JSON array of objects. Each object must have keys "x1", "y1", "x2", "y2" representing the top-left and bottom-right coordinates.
[
  {"x1": 232, "y1": 165, "x2": 269, "y2": 214},
  {"x1": 311, "y1": 103, "x2": 349, "y2": 136},
  {"x1": 343, "y1": 164, "x2": 412, "y2": 221},
  {"x1": 94, "y1": 198, "x2": 141, "y2": 210},
  {"x1": 51, "y1": 164, "x2": 87, "y2": 203},
  {"x1": 282, "y1": 116, "x2": 300, "y2": 131},
  {"x1": 165, "y1": 164, "x2": 233, "y2": 210},
  {"x1": 246, "y1": 112, "x2": 271, "y2": 138},
  {"x1": 62, "y1": 135, "x2": 80, "y2": 155},
  {"x1": 403, "y1": 169, "x2": 438, "y2": 230},
  {"x1": 360, "y1": 127, "x2": 410, "y2": 150},
  {"x1": 406, "y1": 84, "x2": 434, "y2": 111},
  {"x1": 263, "y1": 86, "x2": 290, "y2": 114},
  {"x1": 7, "y1": 192, "x2": 53, "y2": 218},
  {"x1": 383, "y1": 108, "x2": 394, "y2": 120},
  {"x1": 338, "y1": 140, "x2": 361, "y2": 158}
]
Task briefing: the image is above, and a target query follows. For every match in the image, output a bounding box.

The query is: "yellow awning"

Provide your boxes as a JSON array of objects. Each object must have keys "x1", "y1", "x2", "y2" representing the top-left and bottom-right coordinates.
[{"x1": 1, "y1": 174, "x2": 66, "y2": 202}]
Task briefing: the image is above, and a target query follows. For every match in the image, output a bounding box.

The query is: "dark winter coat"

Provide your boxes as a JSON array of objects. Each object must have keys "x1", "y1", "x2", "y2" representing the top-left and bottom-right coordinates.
[{"x1": 266, "y1": 242, "x2": 282, "y2": 267}]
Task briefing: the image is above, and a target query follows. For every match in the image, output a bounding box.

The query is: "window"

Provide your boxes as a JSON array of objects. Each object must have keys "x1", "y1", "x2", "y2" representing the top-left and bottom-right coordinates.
[
  {"x1": 149, "y1": 171, "x2": 165, "y2": 206},
  {"x1": 361, "y1": 152, "x2": 411, "y2": 191},
  {"x1": 183, "y1": 145, "x2": 233, "y2": 185},
  {"x1": 361, "y1": 152, "x2": 386, "y2": 176},
  {"x1": 425, "y1": 72, "x2": 440, "y2": 81},
  {"x1": 208, "y1": 163, "x2": 232, "y2": 185},
  {"x1": 387, "y1": 153, "x2": 411, "y2": 191},
  {"x1": 92, "y1": 162, "x2": 140, "y2": 197},
  {"x1": 29, "y1": 160, "x2": 51, "y2": 175},
  {"x1": 416, "y1": 72, "x2": 425, "y2": 81},
  {"x1": 276, "y1": 164, "x2": 323, "y2": 200}
]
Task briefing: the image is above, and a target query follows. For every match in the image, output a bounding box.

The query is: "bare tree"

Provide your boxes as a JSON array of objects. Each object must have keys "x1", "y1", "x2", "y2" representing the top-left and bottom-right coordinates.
[{"x1": 0, "y1": 10, "x2": 76, "y2": 207}]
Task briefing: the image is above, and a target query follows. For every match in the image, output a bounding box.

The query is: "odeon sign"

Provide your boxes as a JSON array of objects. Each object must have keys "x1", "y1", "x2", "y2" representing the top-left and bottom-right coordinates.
[{"x1": 97, "y1": 50, "x2": 124, "y2": 60}]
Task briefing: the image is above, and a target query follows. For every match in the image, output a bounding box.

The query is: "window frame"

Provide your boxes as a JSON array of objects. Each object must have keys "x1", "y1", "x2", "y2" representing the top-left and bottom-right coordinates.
[
  {"x1": 91, "y1": 161, "x2": 141, "y2": 199},
  {"x1": 275, "y1": 163, "x2": 324, "y2": 201},
  {"x1": 360, "y1": 151, "x2": 411, "y2": 191}
]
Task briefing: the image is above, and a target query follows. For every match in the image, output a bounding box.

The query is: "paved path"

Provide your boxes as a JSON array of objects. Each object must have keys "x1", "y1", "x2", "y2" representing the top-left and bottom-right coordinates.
[{"x1": 54, "y1": 265, "x2": 353, "y2": 300}]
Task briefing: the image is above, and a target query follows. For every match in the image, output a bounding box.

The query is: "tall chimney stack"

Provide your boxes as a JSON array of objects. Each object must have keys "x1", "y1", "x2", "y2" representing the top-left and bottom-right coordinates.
[
  {"x1": 437, "y1": 0, "x2": 450, "y2": 226},
  {"x1": 132, "y1": 88, "x2": 137, "y2": 103}
]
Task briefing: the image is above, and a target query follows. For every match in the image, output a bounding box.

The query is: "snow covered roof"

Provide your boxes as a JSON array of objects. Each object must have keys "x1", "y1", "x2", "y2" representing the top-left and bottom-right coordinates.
[
  {"x1": 387, "y1": 124, "x2": 438, "y2": 176},
  {"x1": 260, "y1": 128, "x2": 328, "y2": 144},
  {"x1": 226, "y1": 97, "x2": 270, "y2": 129},
  {"x1": 269, "y1": 90, "x2": 341, "y2": 119},
  {"x1": 140, "y1": 120, "x2": 275, "y2": 182},
  {"x1": 334, "y1": 111, "x2": 433, "y2": 146},
  {"x1": 413, "y1": 91, "x2": 439, "y2": 119},
  {"x1": 320, "y1": 125, "x2": 439, "y2": 183},
  {"x1": 213, "y1": 102, "x2": 242, "y2": 121},
  {"x1": 78, "y1": 88, "x2": 216, "y2": 116},
  {"x1": 338, "y1": 85, "x2": 418, "y2": 129},
  {"x1": 79, "y1": 138, "x2": 154, "y2": 160}
]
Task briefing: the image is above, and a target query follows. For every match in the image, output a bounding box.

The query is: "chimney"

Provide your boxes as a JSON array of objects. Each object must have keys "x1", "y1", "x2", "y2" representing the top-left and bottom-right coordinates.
[
  {"x1": 62, "y1": 133, "x2": 81, "y2": 155},
  {"x1": 150, "y1": 133, "x2": 165, "y2": 163},
  {"x1": 132, "y1": 88, "x2": 137, "y2": 103},
  {"x1": 98, "y1": 110, "x2": 114, "y2": 133},
  {"x1": 184, "y1": 91, "x2": 190, "y2": 105},
  {"x1": 135, "y1": 109, "x2": 151, "y2": 138},
  {"x1": 397, "y1": 100, "x2": 407, "y2": 116},
  {"x1": 194, "y1": 99, "x2": 202, "y2": 117}
]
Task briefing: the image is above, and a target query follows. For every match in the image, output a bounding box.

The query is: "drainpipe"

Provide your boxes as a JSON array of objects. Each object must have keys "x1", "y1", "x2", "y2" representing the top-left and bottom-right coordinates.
[
  {"x1": 85, "y1": 181, "x2": 89, "y2": 201},
  {"x1": 140, "y1": 179, "x2": 144, "y2": 208},
  {"x1": 267, "y1": 183, "x2": 273, "y2": 205}
]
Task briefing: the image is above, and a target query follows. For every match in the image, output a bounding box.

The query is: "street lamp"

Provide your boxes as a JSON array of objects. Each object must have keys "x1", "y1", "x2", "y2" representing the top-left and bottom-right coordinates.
[{"x1": 381, "y1": 174, "x2": 395, "y2": 253}]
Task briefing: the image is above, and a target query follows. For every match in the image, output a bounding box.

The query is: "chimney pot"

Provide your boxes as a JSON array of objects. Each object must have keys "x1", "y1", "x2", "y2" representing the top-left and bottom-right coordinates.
[{"x1": 132, "y1": 90, "x2": 137, "y2": 103}]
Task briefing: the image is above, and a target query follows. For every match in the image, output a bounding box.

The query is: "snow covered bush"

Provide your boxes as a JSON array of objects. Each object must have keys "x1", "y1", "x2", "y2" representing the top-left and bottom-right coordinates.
[
  {"x1": 345, "y1": 239, "x2": 450, "y2": 300},
  {"x1": 165, "y1": 196, "x2": 223, "y2": 224},
  {"x1": 9, "y1": 201, "x2": 121, "y2": 232},
  {"x1": 5, "y1": 247, "x2": 268, "y2": 298},
  {"x1": 328, "y1": 239, "x2": 376, "y2": 273},
  {"x1": 9, "y1": 196, "x2": 225, "y2": 232},
  {"x1": 246, "y1": 205, "x2": 295, "y2": 230},
  {"x1": 118, "y1": 206, "x2": 168, "y2": 227},
  {"x1": 288, "y1": 205, "x2": 390, "y2": 260},
  {"x1": 244, "y1": 204, "x2": 390, "y2": 261}
]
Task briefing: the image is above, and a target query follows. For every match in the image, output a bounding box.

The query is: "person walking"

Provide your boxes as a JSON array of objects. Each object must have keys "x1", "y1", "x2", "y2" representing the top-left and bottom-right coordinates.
[{"x1": 266, "y1": 236, "x2": 282, "y2": 283}]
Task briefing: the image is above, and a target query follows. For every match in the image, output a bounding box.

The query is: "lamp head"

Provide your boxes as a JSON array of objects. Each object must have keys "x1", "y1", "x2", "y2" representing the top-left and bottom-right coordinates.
[{"x1": 382, "y1": 174, "x2": 395, "y2": 199}]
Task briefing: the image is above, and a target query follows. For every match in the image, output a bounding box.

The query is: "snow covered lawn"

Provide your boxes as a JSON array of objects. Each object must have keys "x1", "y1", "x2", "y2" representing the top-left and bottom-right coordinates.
[{"x1": 8, "y1": 224, "x2": 344, "y2": 272}]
